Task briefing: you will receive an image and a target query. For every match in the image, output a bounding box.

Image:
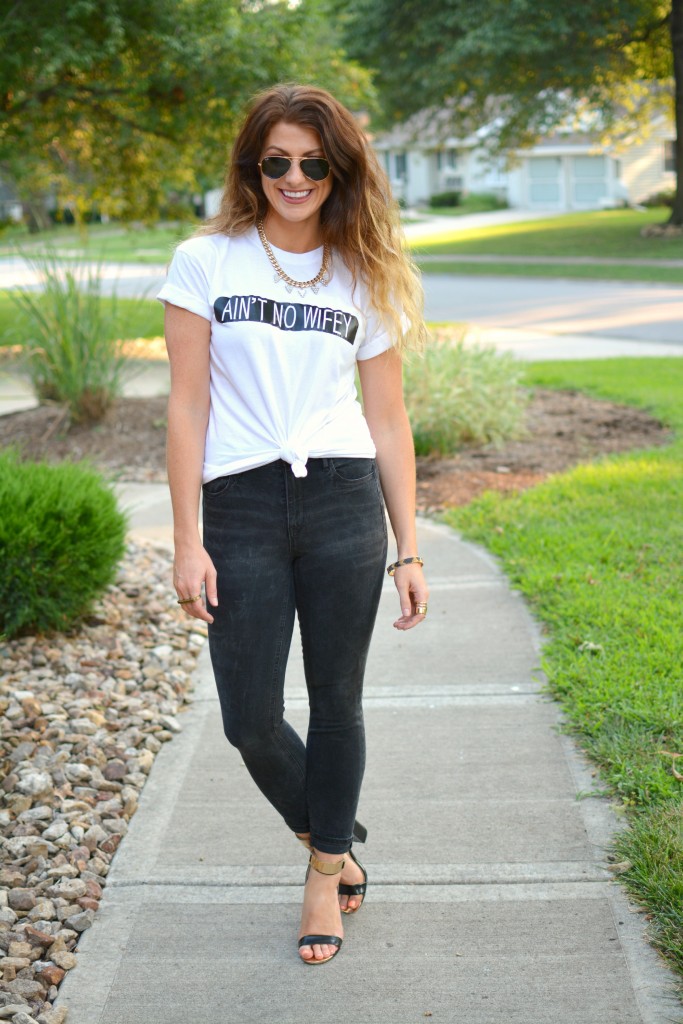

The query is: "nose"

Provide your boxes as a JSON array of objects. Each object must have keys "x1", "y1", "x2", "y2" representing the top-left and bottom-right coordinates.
[{"x1": 283, "y1": 160, "x2": 309, "y2": 187}]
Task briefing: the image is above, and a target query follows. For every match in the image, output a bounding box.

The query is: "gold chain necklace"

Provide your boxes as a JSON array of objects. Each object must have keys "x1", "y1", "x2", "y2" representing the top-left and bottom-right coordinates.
[{"x1": 257, "y1": 220, "x2": 331, "y2": 297}]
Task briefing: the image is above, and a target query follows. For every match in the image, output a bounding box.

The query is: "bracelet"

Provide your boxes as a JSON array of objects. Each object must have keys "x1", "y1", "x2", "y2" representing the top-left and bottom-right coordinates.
[{"x1": 386, "y1": 556, "x2": 424, "y2": 576}]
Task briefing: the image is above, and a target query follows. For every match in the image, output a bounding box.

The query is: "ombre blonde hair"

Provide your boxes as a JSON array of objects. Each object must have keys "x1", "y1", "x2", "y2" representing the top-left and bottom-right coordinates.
[{"x1": 196, "y1": 83, "x2": 426, "y2": 353}]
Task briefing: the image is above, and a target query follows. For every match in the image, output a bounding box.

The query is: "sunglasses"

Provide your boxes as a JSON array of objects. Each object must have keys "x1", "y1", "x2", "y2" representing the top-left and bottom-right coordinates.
[{"x1": 258, "y1": 156, "x2": 331, "y2": 181}]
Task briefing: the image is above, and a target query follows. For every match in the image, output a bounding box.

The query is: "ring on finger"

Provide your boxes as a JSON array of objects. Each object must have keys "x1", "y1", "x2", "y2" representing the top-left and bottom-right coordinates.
[
  {"x1": 177, "y1": 594, "x2": 201, "y2": 605},
  {"x1": 415, "y1": 603, "x2": 428, "y2": 615}
]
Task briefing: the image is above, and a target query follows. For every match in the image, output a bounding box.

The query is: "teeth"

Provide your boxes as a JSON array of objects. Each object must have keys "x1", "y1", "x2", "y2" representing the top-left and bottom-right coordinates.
[{"x1": 282, "y1": 190, "x2": 311, "y2": 198}]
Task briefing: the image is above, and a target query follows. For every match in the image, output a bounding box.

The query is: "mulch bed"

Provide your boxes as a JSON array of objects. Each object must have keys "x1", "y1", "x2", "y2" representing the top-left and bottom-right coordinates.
[{"x1": 0, "y1": 389, "x2": 672, "y2": 512}]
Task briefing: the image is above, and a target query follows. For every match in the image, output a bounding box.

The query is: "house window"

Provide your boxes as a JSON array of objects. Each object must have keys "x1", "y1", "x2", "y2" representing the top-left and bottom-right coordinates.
[
  {"x1": 664, "y1": 140, "x2": 676, "y2": 173},
  {"x1": 394, "y1": 152, "x2": 407, "y2": 180},
  {"x1": 436, "y1": 148, "x2": 457, "y2": 171}
]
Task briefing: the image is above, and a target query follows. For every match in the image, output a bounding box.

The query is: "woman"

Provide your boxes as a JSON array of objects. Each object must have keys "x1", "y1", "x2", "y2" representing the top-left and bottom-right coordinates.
[{"x1": 157, "y1": 83, "x2": 428, "y2": 965}]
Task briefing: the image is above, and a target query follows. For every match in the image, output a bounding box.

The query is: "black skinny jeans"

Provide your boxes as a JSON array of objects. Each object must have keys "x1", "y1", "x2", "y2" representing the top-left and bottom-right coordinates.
[{"x1": 202, "y1": 457, "x2": 388, "y2": 854}]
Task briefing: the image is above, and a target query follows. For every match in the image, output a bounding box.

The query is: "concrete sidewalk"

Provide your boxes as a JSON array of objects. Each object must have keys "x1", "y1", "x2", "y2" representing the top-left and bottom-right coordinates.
[{"x1": 54, "y1": 490, "x2": 682, "y2": 1024}]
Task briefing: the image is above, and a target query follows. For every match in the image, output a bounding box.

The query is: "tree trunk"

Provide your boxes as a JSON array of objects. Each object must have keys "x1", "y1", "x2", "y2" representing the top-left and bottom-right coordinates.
[{"x1": 669, "y1": 0, "x2": 683, "y2": 225}]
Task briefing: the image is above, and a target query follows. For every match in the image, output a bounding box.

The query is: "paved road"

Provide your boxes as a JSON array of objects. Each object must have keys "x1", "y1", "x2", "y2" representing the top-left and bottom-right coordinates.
[
  {"x1": 3, "y1": 253, "x2": 683, "y2": 346},
  {"x1": 423, "y1": 274, "x2": 683, "y2": 345}
]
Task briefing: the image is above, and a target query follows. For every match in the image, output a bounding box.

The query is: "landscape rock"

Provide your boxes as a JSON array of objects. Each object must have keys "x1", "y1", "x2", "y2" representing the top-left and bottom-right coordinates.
[
  {"x1": 33, "y1": 964, "x2": 65, "y2": 987},
  {"x1": 36, "y1": 1007, "x2": 68, "y2": 1024},
  {"x1": 62, "y1": 910, "x2": 94, "y2": 934},
  {"x1": 14, "y1": 775, "x2": 52, "y2": 799},
  {"x1": 7, "y1": 892, "x2": 36, "y2": 913},
  {"x1": 0, "y1": 542, "x2": 202, "y2": 1014},
  {"x1": 49, "y1": 952, "x2": 76, "y2": 971},
  {"x1": 10, "y1": 1013, "x2": 41, "y2": 1024},
  {"x1": 3, "y1": 982, "x2": 44, "y2": 1002},
  {"x1": 45, "y1": 881, "x2": 86, "y2": 902}
]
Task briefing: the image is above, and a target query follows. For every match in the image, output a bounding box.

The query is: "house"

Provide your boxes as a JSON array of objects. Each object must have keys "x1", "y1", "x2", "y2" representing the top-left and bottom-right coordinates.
[{"x1": 371, "y1": 109, "x2": 676, "y2": 211}]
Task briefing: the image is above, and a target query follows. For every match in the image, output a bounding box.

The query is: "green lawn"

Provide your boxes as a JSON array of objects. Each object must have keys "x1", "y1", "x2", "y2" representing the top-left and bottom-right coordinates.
[
  {"x1": 415, "y1": 259, "x2": 683, "y2": 284},
  {"x1": 0, "y1": 222, "x2": 196, "y2": 264},
  {"x1": 444, "y1": 357, "x2": 683, "y2": 982},
  {"x1": 4, "y1": 209, "x2": 682, "y2": 276},
  {"x1": 410, "y1": 208, "x2": 683, "y2": 260},
  {"x1": 0, "y1": 292, "x2": 163, "y2": 347}
]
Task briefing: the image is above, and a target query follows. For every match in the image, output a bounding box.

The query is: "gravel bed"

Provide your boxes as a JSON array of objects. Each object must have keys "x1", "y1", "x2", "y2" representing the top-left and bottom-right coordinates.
[{"x1": 0, "y1": 541, "x2": 205, "y2": 1024}]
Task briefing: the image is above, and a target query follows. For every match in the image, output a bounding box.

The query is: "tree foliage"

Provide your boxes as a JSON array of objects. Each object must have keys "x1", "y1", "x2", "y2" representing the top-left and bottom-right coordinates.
[
  {"x1": 335, "y1": 0, "x2": 672, "y2": 148},
  {"x1": 0, "y1": 0, "x2": 373, "y2": 223}
]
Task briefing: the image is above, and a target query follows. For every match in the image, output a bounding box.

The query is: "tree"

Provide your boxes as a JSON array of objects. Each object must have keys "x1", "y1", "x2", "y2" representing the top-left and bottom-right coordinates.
[
  {"x1": 0, "y1": 0, "x2": 373, "y2": 225},
  {"x1": 336, "y1": 0, "x2": 681, "y2": 223}
]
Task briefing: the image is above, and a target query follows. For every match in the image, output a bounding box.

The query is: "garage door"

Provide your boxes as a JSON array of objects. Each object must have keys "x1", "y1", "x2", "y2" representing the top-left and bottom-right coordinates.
[
  {"x1": 571, "y1": 156, "x2": 607, "y2": 207},
  {"x1": 528, "y1": 157, "x2": 562, "y2": 207}
]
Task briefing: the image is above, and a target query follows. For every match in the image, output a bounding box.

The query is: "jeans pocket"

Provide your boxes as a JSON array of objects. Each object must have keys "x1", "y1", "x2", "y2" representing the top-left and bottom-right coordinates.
[
  {"x1": 328, "y1": 457, "x2": 376, "y2": 483},
  {"x1": 203, "y1": 474, "x2": 235, "y2": 498}
]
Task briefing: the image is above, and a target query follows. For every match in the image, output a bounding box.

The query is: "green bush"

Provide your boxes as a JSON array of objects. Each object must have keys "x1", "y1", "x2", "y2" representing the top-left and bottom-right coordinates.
[
  {"x1": 462, "y1": 191, "x2": 509, "y2": 212},
  {"x1": 641, "y1": 188, "x2": 675, "y2": 209},
  {"x1": 0, "y1": 452, "x2": 127, "y2": 638},
  {"x1": 7, "y1": 249, "x2": 129, "y2": 423},
  {"x1": 429, "y1": 190, "x2": 461, "y2": 208},
  {"x1": 403, "y1": 334, "x2": 528, "y2": 456}
]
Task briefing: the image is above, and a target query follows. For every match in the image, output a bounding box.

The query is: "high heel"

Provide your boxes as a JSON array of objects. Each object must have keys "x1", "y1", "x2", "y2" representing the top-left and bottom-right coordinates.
[
  {"x1": 298, "y1": 853, "x2": 345, "y2": 965},
  {"x1": 338, "y1": 846, "x2": 368, "y2": 915},
  {"x1": 352, "y1": 819, "x2": 367, "y2": 844},
  {"x1": 297, "y1": 822, "x2": 367, "y2": 916}
]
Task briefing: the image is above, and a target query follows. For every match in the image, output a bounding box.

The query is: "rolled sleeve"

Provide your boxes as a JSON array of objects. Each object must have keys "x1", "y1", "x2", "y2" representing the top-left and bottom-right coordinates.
[
  {"x1": 356, "y1": 329, "x2": 394, "y2": 361},
  {"x1": 156, "y1": 248, "x2": 213, "y2": 321},
  {"x1": 357, "y1": 307, "x2": 409, "y2": 361}
]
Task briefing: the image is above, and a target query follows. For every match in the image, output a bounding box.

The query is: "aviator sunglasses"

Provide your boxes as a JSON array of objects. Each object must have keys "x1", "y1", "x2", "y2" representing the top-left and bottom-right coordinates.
[{"x1": 258, "y1": 156, "x2": 331, "y2": 181}]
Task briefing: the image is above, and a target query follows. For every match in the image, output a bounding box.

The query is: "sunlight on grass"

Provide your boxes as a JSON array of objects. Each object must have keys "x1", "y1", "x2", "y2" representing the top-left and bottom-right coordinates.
[
  {"x1": 413, "y1": 260, "x2": 683, "y2": 284},
  {"x1": 409, "y1": 208, "x2": 683, "y2": 260}
]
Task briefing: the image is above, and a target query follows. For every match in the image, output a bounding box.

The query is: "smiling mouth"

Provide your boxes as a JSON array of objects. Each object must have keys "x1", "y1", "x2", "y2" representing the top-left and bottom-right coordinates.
[{"x1": 281, "y1": 189, "x2": 312, "y2": 200}]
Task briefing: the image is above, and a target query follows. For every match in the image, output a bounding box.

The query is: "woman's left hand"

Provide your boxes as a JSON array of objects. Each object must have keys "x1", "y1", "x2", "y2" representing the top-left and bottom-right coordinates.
[{"x1": 392, "y1": 565, "x2": 429, "y2": 631}]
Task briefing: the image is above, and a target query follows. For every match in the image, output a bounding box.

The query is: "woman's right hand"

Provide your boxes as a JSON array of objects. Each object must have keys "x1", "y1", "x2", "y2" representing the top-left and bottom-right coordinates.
[{"x1": 173, "y1": 542, "x2": 218, "y2": 624}]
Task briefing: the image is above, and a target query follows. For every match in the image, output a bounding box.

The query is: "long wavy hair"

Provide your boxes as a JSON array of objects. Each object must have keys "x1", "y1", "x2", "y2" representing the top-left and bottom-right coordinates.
[{"x1": 197, "y1": 83, "x2": 425, "y2": 352}]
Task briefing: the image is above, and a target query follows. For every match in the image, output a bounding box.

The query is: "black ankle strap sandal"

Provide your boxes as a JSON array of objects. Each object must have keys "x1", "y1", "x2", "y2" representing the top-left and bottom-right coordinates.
[
  {"x1": 299, "y1": 854, "x2": 345, "y2": 965},
  {"x1": 338, "y1": 846, "x2": 368, "y2": 915}
]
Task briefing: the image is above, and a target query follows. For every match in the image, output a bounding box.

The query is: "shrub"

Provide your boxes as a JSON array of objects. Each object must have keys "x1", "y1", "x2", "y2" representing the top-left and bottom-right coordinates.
[
  {"x1": 641, "y1": 189, "x2": 675, "y2": 209},
  {"x1": 8, "y1": 249, "x2": 129, "y2": 423},
  {"x1": 403, "y1": 333, "x2": 528, "y2": 456},
  {"x1": 462, "y1": 191, "x2": 509, "y2": 211},
  {"x1": 429, "y1": 190, "x2": 461, "y2": 208},
  {"x1": 0, "y1": 452, "x2": 127, "y2": 638}
]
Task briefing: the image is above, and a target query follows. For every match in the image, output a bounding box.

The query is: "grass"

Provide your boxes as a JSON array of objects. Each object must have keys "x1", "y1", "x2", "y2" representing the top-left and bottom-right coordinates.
[
  {"x1": 443, "y1": 357, "x2": 683, "y2": 982},
  {"x1": 0, "y1": 221, "x2": 196, "y2": 263},
  {"x1": 0, "y1": 291, "x2": 163, "y2": 348},
  {"x1": 414, "y1": 260, "x2": 683, "y2": 284},
  {"x1": 410, "y1": 208, "x2": 683, "y2": 259}
]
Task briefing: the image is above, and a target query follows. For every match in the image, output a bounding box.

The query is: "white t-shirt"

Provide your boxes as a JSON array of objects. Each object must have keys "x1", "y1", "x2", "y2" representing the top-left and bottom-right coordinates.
[{"x1": 156, "y1": 227, "x2": 394, "y2": 483}]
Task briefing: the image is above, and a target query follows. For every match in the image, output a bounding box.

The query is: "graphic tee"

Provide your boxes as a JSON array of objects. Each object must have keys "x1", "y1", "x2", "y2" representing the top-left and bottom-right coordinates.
[{"x1": 156, "y1": 227, "x2": 394, "y2": 483}]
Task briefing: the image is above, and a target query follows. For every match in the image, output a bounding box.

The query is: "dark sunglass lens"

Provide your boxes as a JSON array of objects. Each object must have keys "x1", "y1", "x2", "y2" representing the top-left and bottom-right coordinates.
[
  {"x1": 301, "y1": 158, "x2": 330, "y2": 181},
  {"x1": 261, "y1": 157, "x2": 290, "y2": 179}
]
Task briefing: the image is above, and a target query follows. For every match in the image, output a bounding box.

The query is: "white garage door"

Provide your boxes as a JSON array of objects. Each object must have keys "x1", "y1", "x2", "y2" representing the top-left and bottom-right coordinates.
[
  {"x1": 571, "y1": 156, "x2": 608, "y2": 207},
  {"x1": 528, "y1": 157, "x2": 562, "y2": 207}
]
